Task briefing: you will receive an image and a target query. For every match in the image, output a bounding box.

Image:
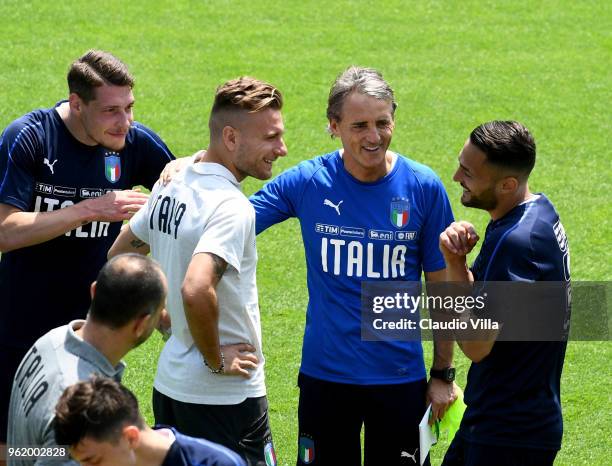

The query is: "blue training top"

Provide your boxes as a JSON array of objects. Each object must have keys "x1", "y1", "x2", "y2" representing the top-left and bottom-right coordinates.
[
  {"x1": 158, "y1": 426, "x2": 246, "y2": 466},
  {"x1": 0, "y1": 102, "x2": 174, "y2": 349},
  {"x1": 251, "y1": 150, "x2": 454, "y2": 385},
  {"x1": 460, "y1": 194, "x2": 571, "y2": 450}
]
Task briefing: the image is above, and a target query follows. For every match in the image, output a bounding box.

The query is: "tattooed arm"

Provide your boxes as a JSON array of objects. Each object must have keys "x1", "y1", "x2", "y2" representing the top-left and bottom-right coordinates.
[
  {"x1": 182, "y1": 252, "x2": 258, "y2": 377},
  {"x1": 107, "y1": 224, "x2": 150, "y2": 258}
]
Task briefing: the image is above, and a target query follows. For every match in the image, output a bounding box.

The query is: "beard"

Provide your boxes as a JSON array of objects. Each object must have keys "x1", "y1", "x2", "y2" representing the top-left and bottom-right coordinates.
[{"x1": 461, "y1": 185, "x2": 498, "y2": 211}]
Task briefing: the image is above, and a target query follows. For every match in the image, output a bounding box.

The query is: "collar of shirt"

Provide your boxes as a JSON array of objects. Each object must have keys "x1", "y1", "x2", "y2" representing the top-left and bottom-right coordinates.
[
  {"x1": 65, "y1": 320, "x2": 126, "y2": 379},
  {"x1": 191, "y1": 162, "x2": 240, "y2": 187}
]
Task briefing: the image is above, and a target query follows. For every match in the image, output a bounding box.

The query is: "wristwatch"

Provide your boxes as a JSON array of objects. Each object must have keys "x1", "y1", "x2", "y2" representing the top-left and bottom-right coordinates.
[{"x1": 429, "y1": 367, "x2": 455, "y2": 383}]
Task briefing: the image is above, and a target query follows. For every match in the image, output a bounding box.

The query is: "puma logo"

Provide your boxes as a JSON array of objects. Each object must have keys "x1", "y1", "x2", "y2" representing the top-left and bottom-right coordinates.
[
  {"x1": 323, "y1": 199, "x2": 343, "y2": 215},
  {"x1": 44, "y1": 158, "x2": 58, "y2": 174},
  {"x1": 401, "y1": 448, "x2": 418, "y2": 463}
]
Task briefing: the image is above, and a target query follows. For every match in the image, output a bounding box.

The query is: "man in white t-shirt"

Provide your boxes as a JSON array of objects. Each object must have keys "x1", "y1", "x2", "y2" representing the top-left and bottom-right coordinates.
[{"x1": 108, "y1": 77, "x2": 287, "y2": 466}]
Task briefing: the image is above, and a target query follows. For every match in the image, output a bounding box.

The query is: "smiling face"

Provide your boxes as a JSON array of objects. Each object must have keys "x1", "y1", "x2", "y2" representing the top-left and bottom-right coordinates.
[
  {"x1": 231, "y1": 107, "x2": 287, "y2": 181},
  {"x1": 453, "y1": 139, "x2": 501, "y2": 211},
  {"x1": 329, "y1": 91, "x2": 395, "y2": 182},
  {"x1": 75, "y1": 84, "x2": 134, "y2": 151}
]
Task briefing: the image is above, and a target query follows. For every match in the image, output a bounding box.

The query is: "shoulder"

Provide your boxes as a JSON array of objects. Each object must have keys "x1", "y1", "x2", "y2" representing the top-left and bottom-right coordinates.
[
  {"x1": 395, "y1": 154, "x2": 445, "y2": 187},
  {"x1": 171, "y1": 429, "x2": 245, "y2": 465},
  {"x1": 27, "y1": 324, "x2": 66, "y2": 353},
  {"x1": 206, "y1": 183, "x2": 255, "y2": 221},
  {"x1": 126, "y1": 122, "x2": 173, "y2": 158},
  {"x1": 223, "y1": 189, "x2": 254, "y2": 213},
  {"x1": 2, "y1": 108, "x2": 50, "y2": 145},
  {"x1": 504, "y1": 196, "x2": 559, "y2": 247},
  {"x1": 488, "y1": 196, "x2": 564, "y2": 279},
  {"x1": 275, "y1": 151, "x2": 337, "y2": 184},
  {"x1": 128, "y1": 121, "x2": 164, "y2": 141}
]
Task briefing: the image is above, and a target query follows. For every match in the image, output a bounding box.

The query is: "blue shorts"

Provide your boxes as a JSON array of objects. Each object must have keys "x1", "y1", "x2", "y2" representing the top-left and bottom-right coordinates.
[
  {"x1": 297, "y1": 372, "x2": 429, "y2": 466},
  {"x1": 442, "y1": 435, "x2": 558, "y2": 466}
]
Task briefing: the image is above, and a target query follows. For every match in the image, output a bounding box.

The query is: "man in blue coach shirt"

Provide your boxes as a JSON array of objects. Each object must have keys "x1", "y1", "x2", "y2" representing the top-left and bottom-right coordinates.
[
  {"x1": 251, "y1": 66, "x2": 457, "y2": 466},
  {"x1": 439, "y1": 121, "x2": 570, "y2": 466}
]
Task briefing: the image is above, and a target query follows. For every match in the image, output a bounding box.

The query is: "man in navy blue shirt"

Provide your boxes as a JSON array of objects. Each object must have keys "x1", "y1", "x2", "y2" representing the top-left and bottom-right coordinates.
[
  {"x1": 0, "y1": 50, "x2": 174, "y2": 451},
  {"x1": 54, "y1": 377, "x2": 246, "y2": 466},
  {"x1": 439, "y1": 121, "x2": 570, "y2": 465}
]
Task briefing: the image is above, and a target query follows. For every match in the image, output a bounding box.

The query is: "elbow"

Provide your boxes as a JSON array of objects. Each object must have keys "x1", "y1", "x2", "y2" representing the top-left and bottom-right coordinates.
[
  {"x1": 181, "y1": 280, "x2": 215, "y2": 313},
  {"x1": 0, "y1": 232, "x2": 17, "y2": 253},
  {"x1": 467, "y1": 351, "x2": 487, "y2": 364},
  {"x1": 459, "y1": 341, "x2": 492, "y2": 363}
]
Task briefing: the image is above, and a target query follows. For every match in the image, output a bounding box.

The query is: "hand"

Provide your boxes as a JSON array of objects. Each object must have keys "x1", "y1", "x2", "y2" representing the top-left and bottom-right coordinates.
[
  {"x1": 81, "y1": 189, "x2": 149, "y2": 222},
  {"x1": 426, "y1": 379, "x2": 458, "y2": 426},
  {"x1": 220, "y1": 343, "x2": 259, "y2": 378},
  {"x1": 157, "y1": 309, "x2": 172, "y2": 339},
  {"x1": 439, "y1": 221, "x2": 480, "y2": 261},
  {"x1": 193, "y1": 149, "x2": 206, "y2": 162},
  {"x1": 159, "y1": 150, "x2": 207, "y2": 186},
  {"x1": 159, "y1": 158, "x2": 190, "y2": 186}
]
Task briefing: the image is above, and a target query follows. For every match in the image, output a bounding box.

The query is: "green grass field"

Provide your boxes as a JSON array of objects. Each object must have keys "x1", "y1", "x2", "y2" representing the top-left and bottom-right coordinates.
[{"x1": 1, "y1": 1, "x2": 610, "y2": 464}]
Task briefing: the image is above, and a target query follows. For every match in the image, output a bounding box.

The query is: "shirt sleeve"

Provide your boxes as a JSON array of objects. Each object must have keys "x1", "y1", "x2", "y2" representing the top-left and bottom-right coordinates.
[
  {"x1": 128, "y1": 181, "x2": 163, "y2": 244},
  {"x1": 131, "y1": 123, "x2": 175, "y2": 190},
  {"x1": 0, "y1": 119, "x2": 43, "y2": 210},
  {"x1": 485, "y1": 233, "x2": 540, "y2": 281},
  {"x1": 34, "y1": 416, "x2": 76, "y2": 466},
  {"x1": 420, "y1": 175, "x2": 455, "y2": 272},
  {"x1": 193, "y1": 197, "x2": 255, "y2": 273},
  {"x1": 249, "y1": 164, "x2": 307, "y2": 235}
]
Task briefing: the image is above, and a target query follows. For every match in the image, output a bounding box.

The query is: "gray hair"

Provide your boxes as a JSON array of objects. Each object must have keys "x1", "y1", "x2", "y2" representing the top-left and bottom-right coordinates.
[{"x1": 326, "y1": 66, "x2": 397, "y2": 122}]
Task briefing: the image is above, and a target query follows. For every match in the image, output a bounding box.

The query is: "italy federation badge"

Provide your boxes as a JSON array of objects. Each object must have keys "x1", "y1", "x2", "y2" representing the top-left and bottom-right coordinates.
[
  {"x1": 390, "y1": 197, "x2": 410, "y2": 228},
  {"x1": 104, "y1": 152, "x2": 121, "y2": 183},
  {"x1": 298, "y1": 436, "x2": 315, "y2": 464},
  {"x1": 264, "y1": 441, "x2": 277, "y2": 466}
]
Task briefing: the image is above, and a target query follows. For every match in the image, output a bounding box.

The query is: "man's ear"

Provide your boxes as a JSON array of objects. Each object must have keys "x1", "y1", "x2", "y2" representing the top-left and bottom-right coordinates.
[
  {"x1": 90, "y1": 281, "x2": 97, "y2": 300},
  {"x1": 132, "y1": 313, "x2": 152, "y2": 339},
  {"x1": 68, "y1": 93, "x2": 83, "y2": 114},
  {"x1": 499, "y1": 176, "x2": 519, "y2": 194},
  {"x1": 328, "y1": 119, "x2": 340, "y2": 138},
  {"x1": 122, "y1": 425, "x2": 141, "y2": 449},
  {"x1": 222, "y1": 126, "x2": 238, "y2": 152}
]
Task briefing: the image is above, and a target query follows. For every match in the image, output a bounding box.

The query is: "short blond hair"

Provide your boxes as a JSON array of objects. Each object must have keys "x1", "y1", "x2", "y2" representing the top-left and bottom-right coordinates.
[{"x1": 209, "y1": 77, "x2": 283, "y2": 138}]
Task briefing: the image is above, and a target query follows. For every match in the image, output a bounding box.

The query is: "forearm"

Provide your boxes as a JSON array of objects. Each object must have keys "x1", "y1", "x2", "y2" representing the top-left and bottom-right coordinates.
[
  {"x1": 183, "y1": 287, "x2": 222, "y2": 368},
  {"x1": 108, "y1": 224, "x2": 150, "y2": 258},
  {"x1": 0, "y1": 203, "x2": 93, "y2": 252},
  {"x1": 432, "y1": 339, "x2": 454, "y2": 369},
  {"x1": 445, "y1": 258, "x2": 474, "y2": 283},
  {"x1": 425, "y1": 269, "x2": 456, "y2": 370}
]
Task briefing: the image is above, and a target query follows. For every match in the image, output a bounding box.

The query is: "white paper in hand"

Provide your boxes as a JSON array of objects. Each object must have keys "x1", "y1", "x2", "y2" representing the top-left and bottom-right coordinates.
[{"x1": 418, "y1": 404, "x2": 437, "y2": 465}]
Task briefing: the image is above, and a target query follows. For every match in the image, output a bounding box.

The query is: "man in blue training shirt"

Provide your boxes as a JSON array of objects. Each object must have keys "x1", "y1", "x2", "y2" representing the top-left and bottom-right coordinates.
[
  {"x1": 54, "y1": 377, "x2": 246, "y2": 466},
  {"x1": 439, "y1": 121, "x2": 570, "y2": 466},
  {"x1": 250, "y1": 66, "x2": 457, "y2": 465},
  {"x1": 0, "y1": 50, "x2": 175, "y2": 451}
]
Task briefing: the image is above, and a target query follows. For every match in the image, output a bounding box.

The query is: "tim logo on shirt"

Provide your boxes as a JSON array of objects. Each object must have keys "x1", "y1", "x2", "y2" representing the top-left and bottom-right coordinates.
[{"x1": 104, "y1": 152, "x2": 121, "y2": 183}]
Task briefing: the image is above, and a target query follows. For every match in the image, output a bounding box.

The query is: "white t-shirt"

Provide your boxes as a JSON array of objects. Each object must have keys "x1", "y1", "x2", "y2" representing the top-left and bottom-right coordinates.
[{"x1": 130, "y1": 162, "x2": 265, "y2": 404}]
